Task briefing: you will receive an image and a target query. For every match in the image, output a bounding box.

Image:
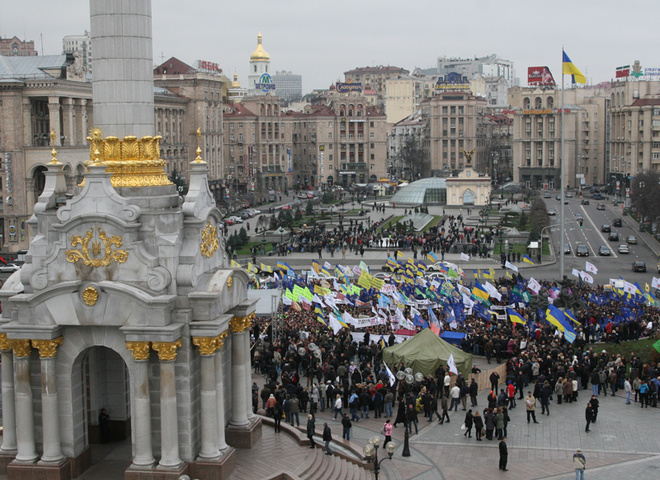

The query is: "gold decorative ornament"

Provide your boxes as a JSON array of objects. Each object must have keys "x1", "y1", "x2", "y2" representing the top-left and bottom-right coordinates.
[
  {"x1": 461, "y1": 148, "x2": 476, "y2": 166},
  {"x1": 227, "y1": 275, "x2": 233, "y2": 290},
  {"x1": 84, "y1": 128, "x2": 173, "y2": 188},
  {"x1": 65, "y1": 226, "x2": 128, "y2": 268},
  {"x1": 126, "y1": 341, "x2": 151, "y2": 361},
  {"x1": 200, "y1": 220, "x2": 219, "y2": 258},
  {"x1": 192, "y1": 337, "x2": 217, "y2": 356},
  {"x1": 229, "y1": 313, "x2": 253, "y2": 334},
  {"x1": 152, "y1": 339, "x2": 182, "y2": 361},
  {"x1": 50, "y1": 130, "x2": 61, "y2": 165},
  {"x1": 82, "y1": 286, "x2": 99, "y2": 305},
  {"x1": 215, "y1": 330, "x2": 229, "y2": 350},
  {"x1": 9, "y1": 339, "x2": 32, "y2": 358},
  {"x1": 193, "y1": 128, "x2": 206, "y2": 164},
  {"x1": 0, "y1": 333, "x2": 11, "y2": 351},
  {"x1": 32, "y1": 337, "x2": 63, "y2": 358}
]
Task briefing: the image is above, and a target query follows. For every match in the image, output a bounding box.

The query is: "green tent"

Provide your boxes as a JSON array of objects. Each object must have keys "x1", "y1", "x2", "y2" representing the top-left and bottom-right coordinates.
[{"x1": 382, "y1": 328, "x2": 473, "y2": 378}]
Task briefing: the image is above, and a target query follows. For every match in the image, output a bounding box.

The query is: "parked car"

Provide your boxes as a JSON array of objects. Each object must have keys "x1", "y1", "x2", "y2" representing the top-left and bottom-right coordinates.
[
  {"x1": 544, "y1": 192, "x2": 551, "y2": 198},
  {"x1": 613, "y1": 218, "x2": 622, "y2": 227},
  {"x1": 632, "y1": 261, "x2": 647, "y2": 272},
  {"x1": 608, "y1": 232, "x2": 619, "y2": 241},
  {"x1": 626, "y1": 235, "x2": 638, "y2": 244},
  {"x1": 576, "y1": 245, "x2": 589, "y2": 257},
  {"x1": 0, "y1": 263, "x2": 21, "y2": 273},
  {"x1": 601, "y1": 224, "x2": 611, "y2": 232},
  {"x1": 618, "y1": 244, "x2": 630, "y2": 254},
  {"x1": 596, "y1": 203, "x2": 606, "y2": 210},
  {"x1": 581, "y1": 199, "x2": 590, "y2": 205}
]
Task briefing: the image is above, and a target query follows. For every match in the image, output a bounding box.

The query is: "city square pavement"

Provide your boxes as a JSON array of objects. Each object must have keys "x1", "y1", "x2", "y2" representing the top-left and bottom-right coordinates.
[{"x1": 251, "y1": 364, "x2": 659, "y2": 480}]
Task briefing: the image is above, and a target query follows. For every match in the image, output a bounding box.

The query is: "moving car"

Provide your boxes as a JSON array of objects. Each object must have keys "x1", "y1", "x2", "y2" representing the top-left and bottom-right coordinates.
[
  {"x1": 613, "y1": 218, "x2": 622, "y2": 227},
  {"x1": 599, "y1": 246, "x2": 612, "y2": 256},
  {"x1": 0, "y1": 263, "x2": 20, "y2": 273},
  {"x1": 548, "y1": 209, "x2": 557, "y2": 216},
  {"x1": 601, "y1": 224, "x2": 611, "y2": 232},
  {"x1": 596, "y1": 203, "x2": 606, "y2": 210},
  {"x1": 626, "y1": 235, "x2": 638, "y2": 244},
  {"x1": 632, "y1": 261, "x2": 647, "y2": 272},
  {"x1": 564, "y1": 244, "x2": 572, "y2": 255},
  {"x1": 608, "y1": 232, "x2": 619, "y2": 241},
  {"x1": 576, "y1": 245, "x2": 589, "y2": 257},
  {"x1": 544, "y1": 192, "x2": 551, "y2": 198},
  {"x1": 566, "y1": 192, "x2": 574, "y2": 198},
  {"x1": 618, "y1": 244, "x2": 630, "y2": 254},
  {"x1": 581, "y1": 199, "x2": 590, "y2": 205}
]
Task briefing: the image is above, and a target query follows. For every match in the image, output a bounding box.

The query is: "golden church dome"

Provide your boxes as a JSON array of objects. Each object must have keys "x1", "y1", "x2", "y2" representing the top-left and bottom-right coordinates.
[
  {"x1": 250, "y1": 32, "x2": 270, "y2": 62},
  {"x1": 232, "y1": 73, "x2": 241, "y2": 88}
]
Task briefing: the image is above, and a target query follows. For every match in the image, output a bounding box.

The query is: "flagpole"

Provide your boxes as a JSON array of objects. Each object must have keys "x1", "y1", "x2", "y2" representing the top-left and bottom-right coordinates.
[{"x1": 560, "y1": 48, "x2": 566, "y2": 280}]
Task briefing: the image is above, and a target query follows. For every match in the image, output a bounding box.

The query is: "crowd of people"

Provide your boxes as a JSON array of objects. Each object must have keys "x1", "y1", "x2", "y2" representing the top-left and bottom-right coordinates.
[{"x1": 249, "y1": 268, "x2": 660, "y2": 463}]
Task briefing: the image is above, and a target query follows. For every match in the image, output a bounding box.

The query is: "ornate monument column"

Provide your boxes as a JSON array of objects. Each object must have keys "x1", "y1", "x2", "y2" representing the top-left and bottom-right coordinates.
[
  {"x1": 214, "y1": 331, "x2": 229, "y2": 451},
  {"x1": 10, "y1": 340, "x2": 38, "y2": 462},
  {"x1": 192, "y1": 337, "x2": 220, "y2": 459},
  {"x1": 152, "y1": 340, "x2": 182, "y2": 467},
  {"x1": 229, "y1": 318, "x2": 249, "y2": 427},
  {"x1": 0, "y1": 334, "x2": 17, "y2": 453},
  {"x1": 32, "y1": 337, "x2": 64, "y2": 462},
  {"x1": 125, "y1": 341, "x2": 155, "y2": 467},
  {"x1": 244, "y1": 314, "x2": 255, "y2": 422}
]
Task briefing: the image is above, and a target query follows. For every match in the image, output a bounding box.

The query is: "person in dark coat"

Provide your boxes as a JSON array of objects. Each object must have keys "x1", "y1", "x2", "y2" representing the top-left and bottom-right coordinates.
[
  {"x1": 406, "y1": 404, "x2": 418, "y2": 435},
  {"x1": 484, "y1": 408, "x2": 495, "y2": 440},
  {"x1": 585, "y1": 402, "x2": 596, "y2": 432},
  {"x1": 499, "y1": 437, "x2": 508, "y2": 471},
  {"x1": 463, "y1": 409, "x2": 473, "y2": 438},
  {"x1": 540, "y1": 381, "x2": 552, "y2": 416},
  {"x1": 306, "y1": 414, "x2": 316, "y2": 448},
  {"x1": 273, "y1": 401, "x2": 283, "y2": 433},
  {"x1": 393, "y1": 399, "x2": 406, "y2": 428},
  {"x1": 469, "y1": 379, "x2": 479, "y2": 407},
  {"x1": 322, "y1": 423, "x2": 333, "y2": 455},
  {"x1": 99, "y1": 408, "x2": 110, "y2": 443},
  {"x1": 473, "y1": 410, "x2": 484, "y2": 441}
]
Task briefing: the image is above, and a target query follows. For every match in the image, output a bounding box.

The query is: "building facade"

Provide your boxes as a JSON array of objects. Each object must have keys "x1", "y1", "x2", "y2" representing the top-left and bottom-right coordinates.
[
  {"x1": 388, "y1": 111, "x2": 425, "y2": 180},
  {"x1": 62, "y1": 31, "x2": 92, "y2": 76},
  {"x1": 271, "y1": 71, "x2": 302, "y2": 103},
  {"x1": 385, "y1": 72, "x2": 438, "y2": 124},
  {"x1": 437, "y1": 54, "x2": 515, "y2": 87},
  {"x1": 0, "y1": 37, "x2": 36, "y2": 57},
  {"x1": 344, "y1": 65, "x2": 409, "y2": 100},
  {"x1": 247, "y1": 33, "x2": 271, "y2": 95}
]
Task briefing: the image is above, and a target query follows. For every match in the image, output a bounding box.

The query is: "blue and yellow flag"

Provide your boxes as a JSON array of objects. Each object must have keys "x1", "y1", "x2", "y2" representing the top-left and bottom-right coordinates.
[
  {"x1": 483, "y1": 268, "x2": 494, "y2": 280},
  {"x1": 564, "y1": 309, "x2": 580, "y2": 326},
  {"x1": 562, "y1": 50, "x2": 586, "y2": 84},
  {"x1": 427, "y1": 252, "x2": 438, "y2": 263},
  {"x1": 522, "y1": 255, "x2": 534, "y2": 265},
  {"x1": 506, "y1": 307, "x2": 526, "y2": 324},
  {"x1": 472, "y1": 281, "x2": 489, "y2": 301}
]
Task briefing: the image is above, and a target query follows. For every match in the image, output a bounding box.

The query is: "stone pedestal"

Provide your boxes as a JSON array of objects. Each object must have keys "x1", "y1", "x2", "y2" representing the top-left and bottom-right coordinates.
[
  {"x1": 7, "y1": 458, "x2": 71, "y2": 480},
  {"x1": 0, "y1": 453, "x2": 15, "y2": 474},
  {"x1": 225, "y1": 418, "x2": 262, "y2": 449},
  {"x1": 190, "y1": 448, "x2": 236, "y2": 480},
  {"x1": 124, "y1": 462, "x2": 189, "y2": 480}
]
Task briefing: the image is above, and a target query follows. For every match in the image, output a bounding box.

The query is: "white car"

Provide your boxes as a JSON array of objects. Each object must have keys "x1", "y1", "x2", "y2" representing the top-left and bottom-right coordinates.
[
  {"x1": 228, "y1": 216, "x2": 243, "y2": 224},
  {"x1": 0, "y1": 263, "x2": 21, "y2": 273},
  {"x1": 618, "y1": 244, "x2": 630, "y2": 254}
]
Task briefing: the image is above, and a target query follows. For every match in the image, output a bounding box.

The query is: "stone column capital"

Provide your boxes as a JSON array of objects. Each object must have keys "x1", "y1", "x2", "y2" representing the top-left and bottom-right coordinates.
[
  {"x1": 0, "y1": 333, "x2": 12, "y2": 351},
  {"x1": 215, "y1": 330, "x2": 229, "y2": 350},
  {"x1": 192, "y1": 336, "x2": 217, "y2": 356},
  {"x1": 152, "y1": 339, "x2": 182, "y2": 361},
  {"x1": 9, "y1": 339, "x2": 31, "y2": 358},
  {"x1": 229, "y1": 313, "x2": 254, "y2": 333},
  {"x1": 32, "y1": 337, "x2": 63, "y2": 358},
  {"x1": 126, "y1": 341, "x2": 151, "y2": 360}
]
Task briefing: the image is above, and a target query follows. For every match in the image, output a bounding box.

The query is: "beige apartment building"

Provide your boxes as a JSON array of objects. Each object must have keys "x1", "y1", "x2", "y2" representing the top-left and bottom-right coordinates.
[
  {"x1": 508, "y1": 86, "x2": 608, "y2": 189},
  {"x1": 344, "y1": 66, "x2": 409, "y2": 101},
  {"x1": 421, "y1": 91, "x2": 489, "y2": 176}
]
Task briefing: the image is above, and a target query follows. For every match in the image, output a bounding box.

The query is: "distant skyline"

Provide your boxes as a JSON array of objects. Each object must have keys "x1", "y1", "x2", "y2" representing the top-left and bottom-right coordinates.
[{"x1": 3, "y1": 0, "x2": 660, "y2": 94}]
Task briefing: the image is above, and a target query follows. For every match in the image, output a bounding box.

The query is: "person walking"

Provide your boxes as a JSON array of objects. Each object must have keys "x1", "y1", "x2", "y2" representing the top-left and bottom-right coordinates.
[
  {"x1": 573, "y1": 449, "x2": 586, "y2": 479},
  {"x1": 306, "y1": 414, "x2": 316, "y2": 448},
  {"x1": 289, "y1": 395, "x2": 300, "y2": 427},
  {"x1": 499, "y1": 437, "x2": 508, "y2": 471},
  {"x1": 273, "y1": 400, "x2": 283, "y2": 433},
  {"x1": 382, "y1": 419, "x2": 393, "y2": 447},
  {"x1": 322, "y1": 423, "x2": 333, "y2": 455},
  {"x1": 525, "y1": 391, "x2": 539, "y2": 424},
  {"x1": 406, "y1": 403, "x2": 418, "y2": 435},
  {"x1": 384, "y1": 389, "x2": 394, "y2": 418},
  {"x1": 341, "y1": 413, "x2": 353, "y2": 441},
  {"x1": 450, "y1": 384, "x2": 461, "y2": 412},
  {"x1": 333, "y1": 394, "x2": 343, "y2": 419},
  {"x1": 439, "y1": 395, "x2": 450, "y2": 424},
  {"x1": 624, "y1": 377, "x2": 632, "y2": 405},
  {"x1": 585, "y1": 402, "x2": 596, "y2": 432},
  {"x1": 463, "y1": 409, "x2": 473, "y2": 438}
]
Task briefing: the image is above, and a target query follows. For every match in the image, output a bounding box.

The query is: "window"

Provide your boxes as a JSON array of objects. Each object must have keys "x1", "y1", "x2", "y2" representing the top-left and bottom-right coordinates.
[
  {"x1": 442, "y1": 107, "x2": 448, "y2": 114},
  {"x1": 370, "y1": 132, "x2": 374, "y2": 139},
  {"x1": 458, "y1": 106, "x2": 464, "y2": 115},
  {"x1": 653, "y1": 153, "x2": 660, "y2": 160},
  {"x1": 371, "y1": 164, "x2": 375, "y2": 170},
  {"x1": 370, "y1": 154, "x2": 374, "y2": 160},
  {"x1": 370, "y1": 122, "x2": 374, "y2": 127}
]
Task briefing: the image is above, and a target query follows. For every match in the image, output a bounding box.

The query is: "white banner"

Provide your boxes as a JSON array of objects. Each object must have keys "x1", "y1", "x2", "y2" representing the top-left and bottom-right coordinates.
[
  {"x1": 505, "y1": 261, "x2": 519, "y2": 272},
  {"x1": 572, "y1": 268, "x2": 581, "y2": 278},
  {"x1": 528, "y1": 277, "x2": 541, "y2": 294},
  {"x1": 461, "y1": 253, "x2": 470, "y2": 261},
  {"x1": 652, "y1": 277, "x2": 660, "y2": 290},
  {"x1": 579, "y1": 271, "x2": 594, "y2": 284},
  {"x1": 585, "y1": 261, "x2": 598, "y2": 274}
]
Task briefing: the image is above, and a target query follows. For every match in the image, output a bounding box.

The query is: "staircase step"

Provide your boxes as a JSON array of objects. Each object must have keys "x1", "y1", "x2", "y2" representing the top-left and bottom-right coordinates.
[{"x1": 299, "y1": 447, "x2": 323, "y2": 478}]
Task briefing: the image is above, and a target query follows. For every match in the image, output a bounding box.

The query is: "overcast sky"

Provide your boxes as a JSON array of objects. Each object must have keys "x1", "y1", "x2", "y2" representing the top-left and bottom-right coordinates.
[{"x1": 3, "y1": 0, "x2": 659, "y2": 93}]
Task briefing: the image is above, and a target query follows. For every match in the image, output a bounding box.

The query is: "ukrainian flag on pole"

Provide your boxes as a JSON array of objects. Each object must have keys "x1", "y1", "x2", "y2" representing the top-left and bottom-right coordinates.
[{"x1": 562, "y1": 50, "x2": 586, "y2": 84}]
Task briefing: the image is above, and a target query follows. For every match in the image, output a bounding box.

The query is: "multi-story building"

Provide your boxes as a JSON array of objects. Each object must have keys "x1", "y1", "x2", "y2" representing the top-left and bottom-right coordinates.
[
  {"x1": 421, "y1": 91, "x2": 489, "y2": 176},
  {"x1": 344, "y1": 65, "x2": 409, "y2": 100},
  {"x1": 63, "y1": 31, "x2": 92, "y2": 75},
  {"x1": 388, "y1": 111, "x2": 425, "y2": 180},
  {"x1": 0, "y1": 36, "x2": 36, "y2": 56},
  {"x1": 508, "y1": 86, "x2": 608, "y2": 189},
  {"x1": 223, "y1": 93, "x2": 290, "y2": 194},
  {"x1": 271, "y1": 70, "x2": 302, "y2": 103},
  {"x1": 483, "y1": 113, "x2": 513, "y2": 184},
  {"x1": 385, "y1": 71, "x2": 438, "y2": 124},
  {"x1": 470, "y1": 75, "x2": 509, "y2": 107},
  {"x1": 608, "y1": 80, "x2": 660, "y2": 192},
  {"x1": 437, "y1": 54, "x2": 515, "y2": 87}
]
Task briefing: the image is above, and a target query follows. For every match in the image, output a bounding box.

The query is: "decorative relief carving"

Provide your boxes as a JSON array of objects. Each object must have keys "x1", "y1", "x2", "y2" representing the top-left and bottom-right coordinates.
[
  {"x1": 9, "y1": 339, "x2": 32, "y2": 358},
  {"x1": 32, "y1": 337, "x2": 63, "y2": 358},
  {"x1": 227, "y1": 275, "x2": 233, "y2": 290},
  {"x1": 126, "y1": 341, "x2": 151, "y2": 361},
  {"x1": 200, "y1": 220, "x2": 219, "y2": 258},
  {"x1": 147, "y1": 266, "x2": 172, "y2": 291},
  {"x1": 0, "y1": 333, "x2": 11, "y2": 351},
  {"x1": 152, "y1": 339, "x2": 182, "y2": 361},
  {"x1": 215, "y1": 330, "x2": 229, "y2": 350},
  {"x1": 229, "y1": 313, "x2": 254, "y2": 334},
  {"x1": 65, "y1": 226, "x2": 128, "y2": 268},
  {"x1": 82, "y1": 286, "x2": 99, "y2": 305},
  {"x1": 192, "y1": 337, "x2": 217, "y2": 356}
]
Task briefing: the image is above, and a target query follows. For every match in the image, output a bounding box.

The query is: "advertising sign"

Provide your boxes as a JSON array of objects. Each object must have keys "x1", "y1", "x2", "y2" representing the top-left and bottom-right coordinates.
[
  {"x1": 195, "y1": 60, "x2": 222, "y2": 74},
  {"x1": 527, "y1": 66, "x2": 556, "y2": 86},
  {"x1": 336, "y1": 82, "x2": 362, "y2": 93},
  {"x1": 435, "y1": 72, "x2": 470, "y2": 91},
  {"x1": 256, "y1": 73, "x2": 276, "y2": 92},
  {"x1": 645, "y1": 67, "x2": 660, "y2": 76},
  {"x1": 616, "y1": 65, "x2": 630, "y2": 78}
]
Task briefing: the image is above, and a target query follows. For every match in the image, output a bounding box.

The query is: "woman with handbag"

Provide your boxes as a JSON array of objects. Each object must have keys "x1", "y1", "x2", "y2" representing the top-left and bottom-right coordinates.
[{"x1": 382, "y1": 419, "x2": 393, "y2": 447}]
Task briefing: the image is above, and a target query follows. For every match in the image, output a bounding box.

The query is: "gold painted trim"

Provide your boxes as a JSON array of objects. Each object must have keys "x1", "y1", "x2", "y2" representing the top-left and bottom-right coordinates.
[
  {"x1": 9, "y1": 339, "x2": 32, "y2": 358},
  {"x1": 200, "y1": 220, "x2": 219, "y2": 258},
  {"x1": 152, "y1": 339, "x2": 182, "y2": 361},
  {"x1": 82, "y1": 286, "x2": 99, "y2": 305},
  {"x1": 32, "y1": 337, "x2": 63, "y2": 358},
  {"x1": 215, "y1": 331, "x2": 229, "y2": 350},
  {"x1": 227, "y1": 275, "x2": 233, "y2": 289},
  {"x1": 65, "y1": 227, "x2": 128, "y2": 268},
  {"x1": 229, "y1": 313, "x2": 254, "y2": 334},
  {"x1": 0, "y1": 333, "x2": 11, "y2": 351},
  {"x1": 192, "y1": 337, "x2": 217, "y2": 356},
  {"x1": 126, "y1": 341, "x2": 151, "y2": 361}
]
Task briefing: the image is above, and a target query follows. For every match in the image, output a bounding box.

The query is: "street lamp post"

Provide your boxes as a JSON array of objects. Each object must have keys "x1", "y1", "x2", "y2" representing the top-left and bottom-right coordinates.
[
  {"x1": 363, "y1": 435, "x2": 396, "y2": 480},
  {"x1": 395, "y1": 368, "x2": 424, "y2": 457}
]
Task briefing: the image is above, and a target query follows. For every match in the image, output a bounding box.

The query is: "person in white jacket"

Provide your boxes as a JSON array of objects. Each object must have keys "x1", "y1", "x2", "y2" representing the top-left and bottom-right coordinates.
[{"x1": 624, "y1": 378, "x2": 632, "y2": 405}]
